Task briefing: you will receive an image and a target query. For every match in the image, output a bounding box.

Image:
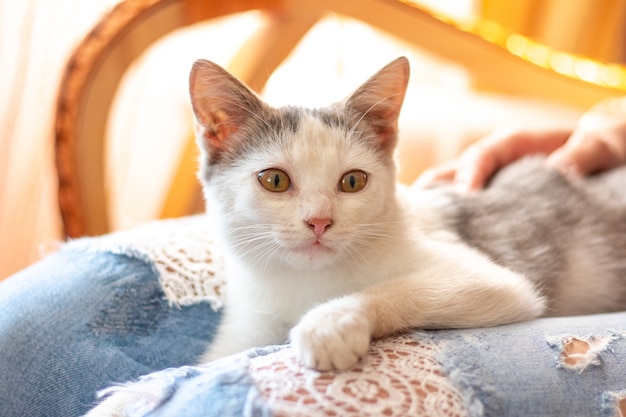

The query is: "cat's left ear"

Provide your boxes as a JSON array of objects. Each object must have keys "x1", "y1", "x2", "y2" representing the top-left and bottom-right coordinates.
[
  {"x1": 189, "y1": 59, "x2": 266, "y2": 154},
  {"x1": 345, "y1": 57, "x2": 409, "y2": 151}
]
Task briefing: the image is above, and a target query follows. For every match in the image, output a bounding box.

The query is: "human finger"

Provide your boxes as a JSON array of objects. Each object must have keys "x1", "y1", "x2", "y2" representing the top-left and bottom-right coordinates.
[
  {"x1": 547, "y1": 129, "x2": 626, "y2": 176},
  {"x1": 454, "y1": 127, "x2": 572, "y2": 190}
]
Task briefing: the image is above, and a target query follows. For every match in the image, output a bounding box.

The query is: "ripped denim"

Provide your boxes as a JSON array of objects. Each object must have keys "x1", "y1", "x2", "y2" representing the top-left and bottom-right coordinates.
[
  {"x1": 1, "y1": 239, "x2": 626, "y2": 417},
  {"x1": 0, "y1": 249, "x2": 220, "y2": 417}
]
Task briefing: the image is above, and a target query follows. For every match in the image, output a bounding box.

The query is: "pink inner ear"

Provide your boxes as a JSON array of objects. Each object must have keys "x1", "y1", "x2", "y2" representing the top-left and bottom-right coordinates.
[
  {"x1": 203, "y1": 125, "x2": 237, "y2": 150},
  {"x1": 375, "y1": 122, "x2": 398, "y2": 150},
  {"x1": 201, "y1": 108, "x2": 239, "y2": 150}
]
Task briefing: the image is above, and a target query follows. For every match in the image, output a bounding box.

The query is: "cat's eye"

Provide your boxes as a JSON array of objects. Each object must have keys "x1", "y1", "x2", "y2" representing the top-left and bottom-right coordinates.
[
  {"x1": 258, "y1": 168, "x2": 291, "y2": 192},
  {"x1": 340, "y1": 170, "x2": 367, "y2": 193}
]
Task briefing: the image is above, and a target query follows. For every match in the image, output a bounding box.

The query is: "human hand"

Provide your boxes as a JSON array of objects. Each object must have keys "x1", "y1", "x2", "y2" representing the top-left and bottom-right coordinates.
[
  {"x1": 414, "y1": 127, "x2": 571, "y2": 190},
  {"x1": 416, "y1": 112, "x2": 626, "y2": 190}
]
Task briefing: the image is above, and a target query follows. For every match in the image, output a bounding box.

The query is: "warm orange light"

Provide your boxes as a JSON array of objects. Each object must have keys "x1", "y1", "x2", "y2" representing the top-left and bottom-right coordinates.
[{"x1": 402, "y1": 1, "x2": 626, "y2": 91}]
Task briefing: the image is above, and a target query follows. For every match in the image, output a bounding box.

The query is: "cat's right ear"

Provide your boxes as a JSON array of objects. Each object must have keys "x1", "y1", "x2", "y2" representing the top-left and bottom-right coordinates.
[
  {"x1": 344, "y1": 57, "x2": 409, "y2": 152},
  {"x1": 189, "y1": 60, "x2": 265, "y2": 153}
]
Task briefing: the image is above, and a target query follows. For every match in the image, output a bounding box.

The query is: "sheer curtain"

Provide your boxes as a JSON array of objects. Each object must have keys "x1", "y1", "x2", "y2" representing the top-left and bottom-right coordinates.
[{"x1": 0, "y1": 0, "x2": 120, "y2": 279}]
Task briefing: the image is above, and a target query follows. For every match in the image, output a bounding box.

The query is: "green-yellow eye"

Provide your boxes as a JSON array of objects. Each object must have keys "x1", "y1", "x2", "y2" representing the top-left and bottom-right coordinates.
[
  {"x1": 258, "y1": 168, "x2": 291, "y2": 192},
  {"x1": 340, "y1": 170, "x2": 367, "y2": 193}
]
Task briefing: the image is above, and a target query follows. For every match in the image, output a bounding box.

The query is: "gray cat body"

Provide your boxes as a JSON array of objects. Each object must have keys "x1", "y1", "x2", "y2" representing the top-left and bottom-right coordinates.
[{"x1": 430, "y1": 157, "x2": 626, "y2": 316}]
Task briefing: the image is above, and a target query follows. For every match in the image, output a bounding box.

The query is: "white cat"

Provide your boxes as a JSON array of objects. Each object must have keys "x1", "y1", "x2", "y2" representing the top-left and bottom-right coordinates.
[
  {"x1": 191, "y1": 56, "x2": 626, "y2": 371},
  {"x1": 86, "y1": 56, "x2": 626, "y2": 415}
]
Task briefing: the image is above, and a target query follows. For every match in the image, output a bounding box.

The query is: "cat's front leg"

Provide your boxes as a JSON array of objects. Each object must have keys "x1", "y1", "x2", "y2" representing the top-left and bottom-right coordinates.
[{"x1": 291, "y1": 240, "x2": 546, "y2": 371}]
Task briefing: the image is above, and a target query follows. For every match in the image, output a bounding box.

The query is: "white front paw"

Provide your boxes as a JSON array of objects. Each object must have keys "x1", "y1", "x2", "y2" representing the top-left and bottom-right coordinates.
[{"x1": 290, "y1": 297, "x2": 371, "y2": 371}]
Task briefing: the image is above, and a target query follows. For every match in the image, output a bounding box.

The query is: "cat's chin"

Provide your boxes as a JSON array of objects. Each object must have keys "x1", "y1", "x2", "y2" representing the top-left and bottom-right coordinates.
[{"x1": 287, "y1": 242, "x2": 341, "y2": 270}]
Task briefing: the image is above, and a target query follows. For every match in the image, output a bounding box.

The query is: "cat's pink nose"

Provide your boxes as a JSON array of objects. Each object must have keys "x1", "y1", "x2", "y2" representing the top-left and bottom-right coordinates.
[{"x1": 306, "y1": 218, "x2": 332, "y2": 239}]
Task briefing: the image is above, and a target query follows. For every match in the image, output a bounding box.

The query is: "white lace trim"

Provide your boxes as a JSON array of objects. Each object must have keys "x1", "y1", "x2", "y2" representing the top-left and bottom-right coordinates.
[
  {"x1": 70, "y1": 215, "x2": 226, "y2": 309},
  {"x1": 249, "y1": 335, "x2": 468, "y2": 417}
]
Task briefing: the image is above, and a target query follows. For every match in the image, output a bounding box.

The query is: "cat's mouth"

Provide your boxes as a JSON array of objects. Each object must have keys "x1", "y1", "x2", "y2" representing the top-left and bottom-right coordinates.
[{"x1": 293, "y1": 240, "x2": 332, "y2": 256}]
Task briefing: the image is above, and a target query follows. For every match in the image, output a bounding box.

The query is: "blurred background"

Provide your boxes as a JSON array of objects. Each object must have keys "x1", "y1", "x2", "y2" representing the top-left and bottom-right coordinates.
[{"x1": 2, "y1": 0, "x2": 626, "y2": 279}]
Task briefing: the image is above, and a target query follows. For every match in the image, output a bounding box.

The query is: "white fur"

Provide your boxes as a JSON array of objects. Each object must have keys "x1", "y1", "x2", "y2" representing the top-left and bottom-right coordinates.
[{"x1": 201, "y1": 114, "x2": 546, "y2": 370}]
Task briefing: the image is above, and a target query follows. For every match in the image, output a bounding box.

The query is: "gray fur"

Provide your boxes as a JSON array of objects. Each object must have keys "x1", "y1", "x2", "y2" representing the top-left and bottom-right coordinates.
[{"x1": 437, "y1": 156, "x2": 626, "y2": 314}]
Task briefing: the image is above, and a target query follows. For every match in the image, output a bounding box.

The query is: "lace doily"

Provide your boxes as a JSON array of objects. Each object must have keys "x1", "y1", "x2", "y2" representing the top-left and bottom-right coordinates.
[
  {"x1": 249, "y1": 335, "x2": 468, "y2": 417},
  {"x1": 71, "y1": 215, "x2": 226, "y2": 309}
]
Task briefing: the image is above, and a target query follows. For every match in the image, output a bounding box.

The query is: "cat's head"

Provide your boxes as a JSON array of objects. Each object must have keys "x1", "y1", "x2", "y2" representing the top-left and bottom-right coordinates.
[{"x1": 189, "y1": 57, "x2": 409, "y2": 270}]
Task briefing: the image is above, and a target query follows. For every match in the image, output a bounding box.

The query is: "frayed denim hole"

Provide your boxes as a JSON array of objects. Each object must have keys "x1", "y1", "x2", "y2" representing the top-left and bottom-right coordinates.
[
  {"x1": 88, "y1": 273, "x2": 168, "y2": 337},
  {"x1": 546, "y1": 332, "x2": 622, "y2": 373}
]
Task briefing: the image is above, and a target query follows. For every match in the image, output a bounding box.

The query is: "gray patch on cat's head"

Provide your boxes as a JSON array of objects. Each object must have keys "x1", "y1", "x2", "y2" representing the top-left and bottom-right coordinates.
[
  {"x1": 309, "y1": 107, "x2": 345, "y2": 130},
  {"x1": 306, "y1": 105, "x2": 395, "y2": 156},
  {"x1": 198, "y1": 106, "x2": 302, "y2": 180}
]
